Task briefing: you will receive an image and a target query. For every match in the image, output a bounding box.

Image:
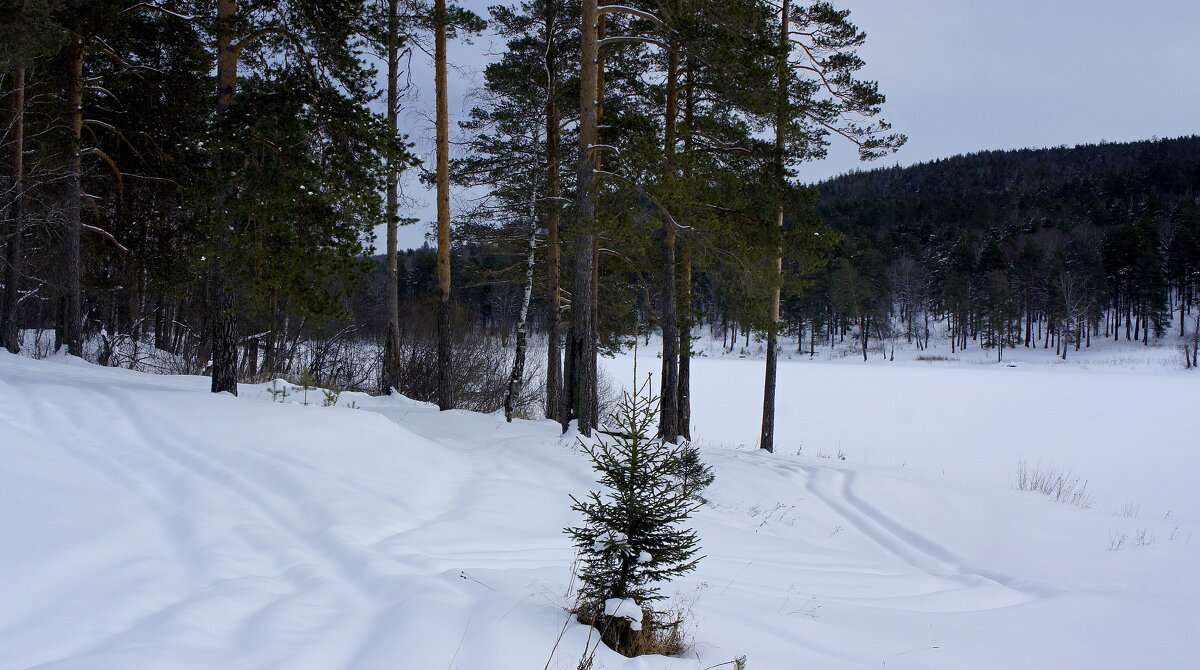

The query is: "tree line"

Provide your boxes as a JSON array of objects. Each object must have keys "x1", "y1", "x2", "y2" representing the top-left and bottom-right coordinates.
[
  {"x1": 3, "y1": 0, "x2": 906, "y2": 451},
  {"x1": 789, "y1": 136, "x2": 1200, "y2": 362}
]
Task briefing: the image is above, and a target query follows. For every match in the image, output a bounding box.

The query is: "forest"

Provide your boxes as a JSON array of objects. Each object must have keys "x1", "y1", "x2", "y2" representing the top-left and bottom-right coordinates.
[
  {"x1": 802, "y1": 135, "x2": 1200, "y2": 362},
  {"x1": 3, "y1": 1, "x2": 1198, "y2": 451}
]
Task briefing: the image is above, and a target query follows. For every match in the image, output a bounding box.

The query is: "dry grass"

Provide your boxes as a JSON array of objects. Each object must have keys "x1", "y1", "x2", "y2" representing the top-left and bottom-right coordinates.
[
  {"x1": 571, "y1": 602, "x2": 690, "y2": 660},
  {"x1": 1013, "y1": 459, "x2": 1094, "y2": 510}
]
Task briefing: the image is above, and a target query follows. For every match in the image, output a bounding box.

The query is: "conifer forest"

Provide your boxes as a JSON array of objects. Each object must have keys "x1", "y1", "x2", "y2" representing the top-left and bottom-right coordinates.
[{"x1": 4, "y1": 1, "x2": 1198, "y2": 432}]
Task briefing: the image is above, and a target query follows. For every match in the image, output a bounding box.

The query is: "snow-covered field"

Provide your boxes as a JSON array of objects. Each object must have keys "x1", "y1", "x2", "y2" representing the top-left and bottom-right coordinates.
[{"x1": 2, "y1": 343, "x2": 1197, "y2": 669}]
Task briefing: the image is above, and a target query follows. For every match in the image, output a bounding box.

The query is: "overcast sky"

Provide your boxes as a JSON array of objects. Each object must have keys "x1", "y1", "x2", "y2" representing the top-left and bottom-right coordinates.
[{"x1": 382, "y1": 0, "x2": 1200, "y2": 250}]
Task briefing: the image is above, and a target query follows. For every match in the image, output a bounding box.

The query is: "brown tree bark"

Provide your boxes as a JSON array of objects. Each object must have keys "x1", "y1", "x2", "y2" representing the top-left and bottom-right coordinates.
[
  {"x1": 678, "y1": 57, "x2": 695, "y2": 441},
  {"x1": 209, "y1": 0, "x2": 241, "y2": 394},
  {"x1": 658, "y1": 45, "x2": 680, "y2": 442},
  {"x1": 62, "y1": 35, "x2": 84, "y2": 357},
  {"x1": 434, "y1": 0, "x2": 455, "y2": 410},
  {"x1": 678, "y1": 241, "x2": 692, "y2": 440},
  {"x1": 382, "y1": 0, "x2": 403, "y2": 394},
  {"x1": 544, "y1": 2, "x2": 563, "y2": 422},
  {"x1": 760, "y1": 0, "x2": 790, "y2": 453},
  {"x1": 569, "y1": 0, "x2": 600, "y2": 436}
]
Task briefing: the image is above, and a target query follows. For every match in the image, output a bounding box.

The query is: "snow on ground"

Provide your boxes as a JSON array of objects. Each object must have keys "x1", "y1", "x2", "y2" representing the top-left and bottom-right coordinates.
[{"x1": 1, "y1": 343, "x2": 1198, "y2": 669}]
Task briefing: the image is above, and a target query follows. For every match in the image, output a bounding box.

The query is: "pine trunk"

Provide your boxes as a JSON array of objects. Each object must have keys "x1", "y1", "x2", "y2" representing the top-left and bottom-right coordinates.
[
  {"x1": 569, "y1": 0, "x2": 599, "y2": 436},
  {"x1": 382, "y1": 0, "x2": 403, "y2": 394},
  {"x1": 678, "y1": 242, "x2": 692, "y2": 441},
  {"x1": 62, "y1": 36, "x2": 84, "y2": 357},
  {"x1": 210, "y1": 0, "x2": 240, "y2": 394},
  {"x1": 435, "y1": 0, "x2": 455, "y2": 410},
  {"x1": 544, "y1": 10, "x2": 563, "y2": 422},
  {"x1": 658, "y1": 46, "x2": 680, "y2": 442},
  {"x1": 2, "y1": 65, "x2": 25, "y2": 354},
  {"x1": 760, "y1": 0, "x2": 790, "y2": 454}
]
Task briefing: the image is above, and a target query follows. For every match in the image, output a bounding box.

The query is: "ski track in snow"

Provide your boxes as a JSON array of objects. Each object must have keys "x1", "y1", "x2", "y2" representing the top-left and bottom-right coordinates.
[
  {"x1": 2, "y1": 350, "x2": 1198, "y2": 669},
  {"x1": 804, "y1": 465, "x2": 1047, "y2": 608}
]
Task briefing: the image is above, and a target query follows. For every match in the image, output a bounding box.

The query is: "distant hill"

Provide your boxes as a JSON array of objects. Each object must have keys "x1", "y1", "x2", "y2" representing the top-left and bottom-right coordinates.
[{"x1": 816, "y1": 135, "x2": 1200, "y2": 250}]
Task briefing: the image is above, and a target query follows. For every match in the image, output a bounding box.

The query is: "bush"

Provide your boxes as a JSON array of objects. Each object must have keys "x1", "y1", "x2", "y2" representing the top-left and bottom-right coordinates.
[{"x1": 390, "y1": 324, "x2": 544, "y2": 416}]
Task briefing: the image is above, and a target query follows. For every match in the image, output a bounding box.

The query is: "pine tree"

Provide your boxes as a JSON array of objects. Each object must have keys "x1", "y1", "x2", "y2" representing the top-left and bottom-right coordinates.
[
  {"x1": 454, "y1": 0, "x2": 580, "y2": 421},
  {"x1": 183, "y1": 0, "x2": 392, "y2": 395},
  {"x1": 1, "y1": 0, "x2": 64, "y2": 353},
  {"x1": 566, "y1": 380, "x2": 704, "y2": 655},
  {"x1": 760, "y1": 0, "x2": 905, "y2": 452},
  {"x1": 375, "y1": 0, "x2": 421, "y2": 394}
]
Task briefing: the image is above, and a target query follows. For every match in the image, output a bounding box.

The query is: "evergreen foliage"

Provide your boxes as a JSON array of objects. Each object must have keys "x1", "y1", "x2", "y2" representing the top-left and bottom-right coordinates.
[
  {"x1": 566, "y1": 379, "x2": 705, "y2": 653},
  {"x1": 799, "y1": 136, "x2": 1200, "y2": 359}
]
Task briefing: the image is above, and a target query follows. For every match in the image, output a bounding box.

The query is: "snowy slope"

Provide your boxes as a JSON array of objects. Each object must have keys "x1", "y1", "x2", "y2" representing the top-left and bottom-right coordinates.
[{"x1": 2, "y1": 350, "x2": 1198, "y2": 669}]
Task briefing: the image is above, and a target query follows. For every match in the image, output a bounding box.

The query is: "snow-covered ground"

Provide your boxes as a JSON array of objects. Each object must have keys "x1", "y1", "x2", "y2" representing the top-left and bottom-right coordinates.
[{"x1": 1, "y1": 343, "x2": 1197, "y2": 669}]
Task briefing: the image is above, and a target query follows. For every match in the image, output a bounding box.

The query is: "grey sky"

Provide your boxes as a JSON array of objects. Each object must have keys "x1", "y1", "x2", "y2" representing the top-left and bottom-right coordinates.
[{"x1": 382, "y1": 0, "x2": 1200, "y2": 250}]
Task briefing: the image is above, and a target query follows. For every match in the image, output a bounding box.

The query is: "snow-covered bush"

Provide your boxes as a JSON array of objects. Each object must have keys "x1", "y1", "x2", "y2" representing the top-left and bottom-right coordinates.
[{"x1": 566, "y1": 382, "x2": 704, "y2": 656}]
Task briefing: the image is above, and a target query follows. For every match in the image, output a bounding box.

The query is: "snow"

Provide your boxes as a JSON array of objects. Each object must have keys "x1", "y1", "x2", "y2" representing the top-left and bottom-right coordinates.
[
  {"x1": 1, "y1": 342, "x2": 1198, "y2": 669},
  {"x1": 603, "y1": 598, "x2": 644, "y2": 631},
  {"x1": 593, "y1": 530, "x2": 628, "y2": 552}
]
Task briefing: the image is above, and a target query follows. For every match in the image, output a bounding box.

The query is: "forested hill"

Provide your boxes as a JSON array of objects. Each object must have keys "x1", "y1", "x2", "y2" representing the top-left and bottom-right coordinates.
[
  {"x1": 766, "y1": 135, "x2": 1200, "y2": 362},
  {"x1": 816, "y1": 135, "x2": 1200, "y2": 249}
]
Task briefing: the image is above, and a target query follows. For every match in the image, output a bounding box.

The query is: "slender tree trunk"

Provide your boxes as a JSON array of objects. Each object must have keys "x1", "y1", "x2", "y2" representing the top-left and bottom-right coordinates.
[
  {"x1": 658, "y1": 45, "x2": 680, "y2": 442},
  {"x1": 382, "y1": 0, "x2": 403, "y2": 394},
  {"x1": 2, "y1": 66, "x2": 25, "y2": 354},
  {"x1": 588, "y1": 14, "x2": 606, "y2": 429},
  {"x1": 1024, "y1": 294, "x2": 1032, "y2": 347},
  {"x1": 544, "y1": 7, "x2": 563, "y2": 422},
  {"x1": 434, "y1": 0, "x2": 455, "y2": 410},
  {"x1": 210, "y1": 0, "x2": 240, "y2": 394},
  {"x1": 505, "y1": 206, "x2": 538, "y2": 422},
  {"x1": 569, "y1": 0, "x2": 599, "y2": 436},
  {"x1": 153, "y1": 295, "x2": 166, "y2": 351},
  {"x1": 590, "y1": 237, "x2": 600, "y2": 427},
  {"x1": 678, "y1": 241, "x2": 692, "y2": 440},
  {"x1": 563, "y1": 317, "x2": 575, "y2": 424},
  {"x1": 861, "y1": 314, "x2": 869, "y2": 361},
  {"x1": 676, "y1": 55, "x2": 695, "y2": 442},
  {"x1": 62, "y1": 36, "x2": 84, "y2": 357},
  {"x1": 1181, "y1": 279, "x2": 1187, "y2": 337},
  {"x1": 760, "y1": 0, "x2": 790, "y2": 454},
  {"x1": 245, "y1": 335, "x2": 258, "y2": 379}
]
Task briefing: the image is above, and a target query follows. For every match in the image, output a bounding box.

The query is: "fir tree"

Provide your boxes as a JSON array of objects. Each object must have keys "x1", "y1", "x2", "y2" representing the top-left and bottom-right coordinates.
[{"x1": 566, "y1": 379, "x2": 704, "y2": 655}]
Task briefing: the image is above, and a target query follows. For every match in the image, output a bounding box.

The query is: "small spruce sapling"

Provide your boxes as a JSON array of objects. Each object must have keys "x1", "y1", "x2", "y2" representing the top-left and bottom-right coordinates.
[
  {"x1": 267, "y1": 381, "x2": 291, "y2": 403},
  {"x1": 670, "y1": 442, "x2": 715, "y2": 505},
  {"x1": 299, "y1": 368, "x2": 314, "y2": 406},
  {"x1": 321, "y1": 384, "x2": 342, "y2": 407},
  {"x1": 565, "y1": 379, "x2": 705, "y2": 656}
]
